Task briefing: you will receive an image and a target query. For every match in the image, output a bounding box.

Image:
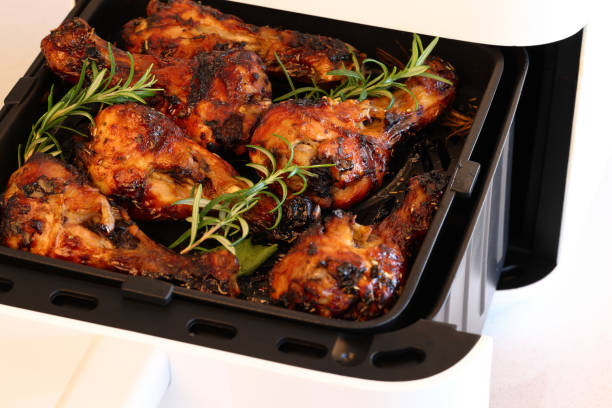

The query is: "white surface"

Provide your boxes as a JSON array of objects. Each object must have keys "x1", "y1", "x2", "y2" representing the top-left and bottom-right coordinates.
[
  {"x1": 0, "y1": 317, "x2": 171, "y2": 408},
  {"x1": 236, "y1": 0, "x2": 590, "y2": 46},
  {"x1": 0, "y1": 1, "x2": 74, "y2": 104},
  {"x1": 1, "y1": 1, "x2": 611, "y2": 407},
  {"x1": 56, "y1": 337, "x2": 170, "y2": 408},
  {"x1": 0, "y1": 334, "x2": 94, "y2": 407}
]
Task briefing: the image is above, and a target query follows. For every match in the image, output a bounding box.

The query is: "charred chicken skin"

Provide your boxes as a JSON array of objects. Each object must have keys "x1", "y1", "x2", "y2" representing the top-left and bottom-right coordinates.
[
  {"x1": 77, "y1": 103, "x2": 246, "y2": 221},
  {"x1": 41, "y1": 17, "x2": 271, "y2": 153},
  {"x1": 77, "y1": 103, "x2": 320, "y2": 241},
  {"x1": 0, "y1": 154, "x2": 239, "y2": 295},
  {"x1": 122, "y1": 0, "x2": 362, "y2": 84},
  {"x1": 250, "y1": 57, "x2": 456, "y2": 209},
  {"x1": 269, "y1": 171, "x2": 448, "y2": 319}
]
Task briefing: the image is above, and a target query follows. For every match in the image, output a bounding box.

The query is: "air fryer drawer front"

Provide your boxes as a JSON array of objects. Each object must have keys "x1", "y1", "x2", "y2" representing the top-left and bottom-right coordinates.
[{"x1": 0, "y1": 262, "x2": 479, "y2": 382}]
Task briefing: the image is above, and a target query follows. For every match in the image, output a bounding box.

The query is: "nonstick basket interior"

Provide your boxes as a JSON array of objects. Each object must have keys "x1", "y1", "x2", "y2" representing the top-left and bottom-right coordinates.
[{"x1": 0, "y1": 0, "x2": 503, "y2": 332}]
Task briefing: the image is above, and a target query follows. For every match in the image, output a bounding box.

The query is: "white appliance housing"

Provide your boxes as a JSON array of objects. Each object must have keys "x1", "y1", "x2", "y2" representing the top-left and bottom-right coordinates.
[{"x1": 1, "y1": 1, "x2": 605, "y2": 407}]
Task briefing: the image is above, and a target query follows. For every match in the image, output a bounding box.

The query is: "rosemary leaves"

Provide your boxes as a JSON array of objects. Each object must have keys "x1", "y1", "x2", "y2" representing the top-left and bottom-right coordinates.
[
  {"x1": 170, "y1": 135, "x2": 333, "y2": 255},
  {"x1": 18, "y1": 44, "x2": 161, "y2": 167},
  {"x1": 274, "y1": 33, "x2": 452, "y2": 109}
]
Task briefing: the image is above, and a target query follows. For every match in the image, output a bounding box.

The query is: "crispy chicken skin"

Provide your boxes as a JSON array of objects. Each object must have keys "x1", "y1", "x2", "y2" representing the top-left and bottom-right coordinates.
[
  {"x1": 76, "y1": 103, "x2": 320, "y2": 241},
  {"x1": 0, "y1": 154, "x2": 239, "y2": 295},
  {"x1": 122, "y1": 0, "x2": 362, "y2": 83},
  {"x1": 251, "y1": 98, "x2": 388, "y2": 209},
  {"x1": 41, "y1": 17, "x2": 271, "y2": 153},
  {"x1": 250, "y1": 57, "x2": 456, "y2": 209},
  {"x1": 77, "y1": 103, "x2": 245, "y2": 221},
  {"x1": 269, "y1": 171, "x2": 448, "y2": 319}
]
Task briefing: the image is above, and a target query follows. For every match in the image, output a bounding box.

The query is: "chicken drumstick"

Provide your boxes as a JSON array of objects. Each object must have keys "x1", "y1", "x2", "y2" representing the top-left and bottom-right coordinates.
[
  {"x1": 122, "y1": 0, "x2": 363, "y2": 83},
  {"x1": 1, "y1": 154, "x2": 239, "y2": 295},
  {"x1": 41, "y1": 17, "x2": 271, "y2": 154},
  {"x1": 250, "y1": 57, "x2": 456, "y2": 209},
  {"x1": 269, "y1": 171, "x2": 448, "y2": 319},
  {"x1": 77, "y1": 103, "x2": 321, "y2": 241}
]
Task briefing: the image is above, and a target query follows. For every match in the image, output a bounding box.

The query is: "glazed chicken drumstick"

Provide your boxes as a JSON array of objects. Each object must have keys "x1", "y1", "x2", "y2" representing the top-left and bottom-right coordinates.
[
  {"x1": 76, "y1": 103, "x2": 320, "y2": 241},
  {"x1": 250, "y1": 57, "x2": 457, "y2": 209},
  {"x1": 0, "y1": 154, "x2": 239, "y2": 295},
  {"x1": 41, "y1": 17, "x2": 271, "y2": 153},
  {"x1": 122, "y1": 0, "x2": 363, "y2": 83},
  {"x1": 269, "y1": 171, "x2": 448, "y2": 319},
  {"x1": 77, "y1": 103, "x2": 246, "y2": 221}
]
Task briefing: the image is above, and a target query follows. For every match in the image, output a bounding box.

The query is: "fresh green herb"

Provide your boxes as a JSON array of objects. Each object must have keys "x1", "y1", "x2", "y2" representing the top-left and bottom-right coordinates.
[
  {"x1": 170, "y1": 135, "x2": 334, "y2": 255},
  {"x1": 274, "y1": 33, "x2": 452, "y2": 109},
  {"x1": 235, "y1": 238, "x2": 278, "y2": 277},
  {"x1": 18, "y1": 43, "x2": 161, "y2": 167}
]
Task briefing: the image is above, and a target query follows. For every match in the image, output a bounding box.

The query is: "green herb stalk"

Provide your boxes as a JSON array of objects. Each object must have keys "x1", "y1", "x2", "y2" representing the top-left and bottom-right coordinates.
[
  {"x1": 171, "y1": 135, "x2": 333, "y2": 255},
  {"x1": 274, "y1": 33, "x2": 452, "y2": 109},
  {"x1": 18, "y1": 43, "x2": 161, "y2": 167}
]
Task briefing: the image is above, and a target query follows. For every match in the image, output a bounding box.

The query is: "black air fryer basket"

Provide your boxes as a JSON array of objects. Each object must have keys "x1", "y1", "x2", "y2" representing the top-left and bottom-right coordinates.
[{"x1": 0, "y1": 0, "x2": 529, "y2": 380}]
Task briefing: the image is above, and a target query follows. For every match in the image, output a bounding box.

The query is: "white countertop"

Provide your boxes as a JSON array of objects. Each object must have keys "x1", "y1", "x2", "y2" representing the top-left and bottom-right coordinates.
[{"x1": 1, "y1": 1, "x2": 611, "y2": 407}]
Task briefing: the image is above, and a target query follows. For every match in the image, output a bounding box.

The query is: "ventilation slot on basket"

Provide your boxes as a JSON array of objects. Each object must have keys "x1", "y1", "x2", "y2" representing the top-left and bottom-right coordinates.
[
  {"x1": 50, "y1": 290, "x2": 98, "y2": 310},
  {"x1": 187, "y1": 318, "x2": 237, "y2": 339},
  {"x1": 0, "y1": 277, "x2": 13, "y2": 292},
  {"x1": 371, "y1": 347, "x2": 426, "y2": 368},
  {"x1": 277, "y1": 338, "x2": 327, "y2": 359}
]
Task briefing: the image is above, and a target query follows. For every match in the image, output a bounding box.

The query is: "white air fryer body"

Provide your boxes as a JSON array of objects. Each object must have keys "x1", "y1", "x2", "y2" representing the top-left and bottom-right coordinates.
[{"x1": 0, "y1": 1, "x2": 604, "y2": 407}]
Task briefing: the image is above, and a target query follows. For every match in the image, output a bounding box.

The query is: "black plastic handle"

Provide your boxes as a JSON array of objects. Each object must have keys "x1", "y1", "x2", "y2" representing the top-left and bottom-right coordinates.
[
  {"x1": 121, "y1": 276, "x2": 174, "y2": 305},
  {"x1": 4, "y1": 77, "x2": 37, "y2": 106},
  {"x1": 451, "y1": 159, "x2": 481, "y2": 196}
]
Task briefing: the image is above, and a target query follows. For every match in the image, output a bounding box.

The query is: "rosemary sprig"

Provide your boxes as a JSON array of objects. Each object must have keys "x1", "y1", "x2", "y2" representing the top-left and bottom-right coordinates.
[
  {"x1": 170, "y1": 135, "x2": 333, "y2": 255},
  {"x1": 274, "y1": 33, "x2": 453, "y2": 109},
  {"x1": 18, "y1": 43, "x2": 162, "y2": 167}
]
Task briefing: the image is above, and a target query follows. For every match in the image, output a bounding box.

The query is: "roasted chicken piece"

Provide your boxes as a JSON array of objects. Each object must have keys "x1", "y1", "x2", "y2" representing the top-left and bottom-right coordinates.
[
  {"x1": 122, "y1": 0, "x2": 362, "y2": 83},
  {"x1": 76, "y1": 103, "x2": 320, "y2": 241},
  {"x1": 0, "y1": 154, "x2": 239, "y2": 295},
  {"x1": 250, "y1": 57, "x2": 456, "y2": 209},
  {"x1": 41, "y1": 17, "x2": 271, "y2": 153},
  {"x1": 269, "y1": 171, "x2": 448, "y2": 319},
  {"x1": 77, "y1": 103, "x2": 245, "y2": 221}
]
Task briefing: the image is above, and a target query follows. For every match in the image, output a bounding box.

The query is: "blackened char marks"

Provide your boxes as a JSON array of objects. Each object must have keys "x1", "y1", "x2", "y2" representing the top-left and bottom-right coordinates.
[
  {"x1": 106, "y1": 220, "x2": 140, "y2": 249},
  {"x1": 85, "y1": 46, "x2": 103, "y2": 64},
  {"x1": 276, "y1": 196, "x2": 321, "y2": 241},
  {"x1": 358, "y1": 135, "x2": 381, "y2": 183},
  {"x1": 29, "y1": 219, "x2": 44, "y2": 234},
  {"x1": 308, "y1": 165, "x2": 333, "y2": 198},
  {"x1": 290, "y1": 31, "x2": 352, "y2": 61},
  {"x1": 384, "y1": 105, "x2": 422, "y2": 132},
  {"x1": 22, "y1": 175, "x2": 61, "y2": 198},
  {"x1": 246, "y1": 195, "x2": 321, "y2": 243},
  {"x1": 188, "y1": 52, "x2": 226, "y2": 105},
  {"x1": 211, "y1": 113, "x2": 243, "y2": 151},
  {"x1": 336, "y1": 262, "x2": 364, "y2": 295},
  {"x1": 0, "y1": 196, "x2": 28, "y2": 246},
  {"x1": 158, "y1": 39, "x2": 179, "y2": 59}
]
